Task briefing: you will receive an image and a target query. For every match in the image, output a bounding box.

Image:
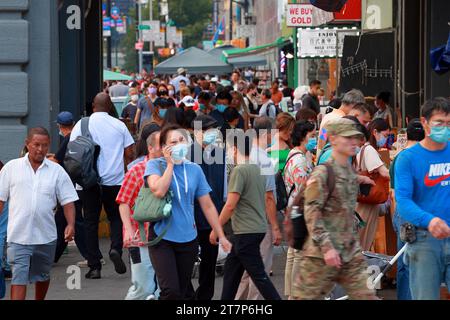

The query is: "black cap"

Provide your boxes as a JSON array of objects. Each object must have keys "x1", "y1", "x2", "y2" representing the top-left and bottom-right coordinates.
[
  {"x1": 140, "y1": 123, "x2": 161, "y2": 141},
  {"x1": 193, "y1": 114, "x2": 218, "y2": 130}
]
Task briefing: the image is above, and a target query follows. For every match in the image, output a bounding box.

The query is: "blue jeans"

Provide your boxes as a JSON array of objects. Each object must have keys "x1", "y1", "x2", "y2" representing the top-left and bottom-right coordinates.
[
  {"x1": 392, "y1": 211, "x2": 412, "y2": 300},
  {"x1": 126, "y1": 247, "x2": 159, "y2": 300},
  {"x1": 0, "y1": 202, "x2": 8, "y2": 271},
  {"x1": 0, "y1": 269, "x2": 4, "y2": 299},
  {"x1": 1, "y1": 204, "x2": 8, "y2": 299},
  {"x1": 404, "y1": 229, "x2": 450, "y2": 300}
]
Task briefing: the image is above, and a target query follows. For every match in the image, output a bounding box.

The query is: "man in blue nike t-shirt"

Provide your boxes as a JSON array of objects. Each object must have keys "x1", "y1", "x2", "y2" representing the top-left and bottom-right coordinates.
[{"x1": 395, "y1": 97, "x2": 450, "y2": 300}]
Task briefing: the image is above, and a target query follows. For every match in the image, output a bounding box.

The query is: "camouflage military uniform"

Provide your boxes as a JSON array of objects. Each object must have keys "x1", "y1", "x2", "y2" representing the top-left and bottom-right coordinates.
[{"x1": 295, "y1": 158, "x2": 376, "y2": 300}]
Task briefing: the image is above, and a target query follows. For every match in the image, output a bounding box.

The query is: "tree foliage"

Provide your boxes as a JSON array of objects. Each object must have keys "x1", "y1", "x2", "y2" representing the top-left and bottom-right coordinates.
[{"x1": 120, "y1": 0, "x2": 212, "y2": 73}]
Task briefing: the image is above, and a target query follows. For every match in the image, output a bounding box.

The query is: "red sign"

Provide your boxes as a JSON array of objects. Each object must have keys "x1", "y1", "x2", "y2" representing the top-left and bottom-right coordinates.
[
  {"x1": 333, "y1": 0, "x2": 361, "y2": 21},
  {"x1": 135, "y1": 41, "x2": 144, "y2": 50}
]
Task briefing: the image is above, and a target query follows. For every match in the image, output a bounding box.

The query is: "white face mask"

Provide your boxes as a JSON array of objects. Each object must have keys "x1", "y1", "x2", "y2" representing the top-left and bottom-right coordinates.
[{"x1": 131, "y1": 94, "x2": 139, "y2": 102}]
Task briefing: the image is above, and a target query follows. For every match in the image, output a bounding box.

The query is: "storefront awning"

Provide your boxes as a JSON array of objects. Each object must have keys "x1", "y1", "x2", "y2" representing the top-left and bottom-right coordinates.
[
  {"x1": 221, "y1": 37, "x2": 292, "y2": 63},
  {"x1": 208, "y1": 45, "x2": 267, "y2": 68},
  {"x1": 155, "y1": 47, "x2": 233, "y2": 75},
  {"x1": 103, "y1": 70, "x2": 133, "y2": 81}
]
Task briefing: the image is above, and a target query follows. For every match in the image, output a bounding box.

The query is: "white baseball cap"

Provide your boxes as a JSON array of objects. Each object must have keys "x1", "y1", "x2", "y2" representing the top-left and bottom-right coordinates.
[{"x1": 180, "y1": 95, "x2": 196, "y2": 107}]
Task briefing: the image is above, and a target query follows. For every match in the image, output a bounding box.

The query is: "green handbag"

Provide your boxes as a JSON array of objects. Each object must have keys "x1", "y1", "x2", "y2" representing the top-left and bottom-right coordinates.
[{"x1": 133, "y1": 162, "x2": 173, "y2": 245}]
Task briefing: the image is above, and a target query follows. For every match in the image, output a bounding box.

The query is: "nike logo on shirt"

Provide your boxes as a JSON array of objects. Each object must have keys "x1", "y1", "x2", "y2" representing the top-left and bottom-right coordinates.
[{"x1": 424, "y1": 163, "x2": 450, "y2": 187}]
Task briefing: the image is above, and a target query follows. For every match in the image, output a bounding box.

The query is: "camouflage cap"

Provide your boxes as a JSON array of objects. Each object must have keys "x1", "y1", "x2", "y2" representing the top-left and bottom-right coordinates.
[{"x1": 325, "y1": 118, "x2": 364, "y2": 137}]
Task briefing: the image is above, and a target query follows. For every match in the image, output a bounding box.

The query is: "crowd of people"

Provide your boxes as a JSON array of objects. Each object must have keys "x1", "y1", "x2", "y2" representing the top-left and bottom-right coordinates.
[{"x1": 0, "y1": 66, "x2": 449, "y2": 301}]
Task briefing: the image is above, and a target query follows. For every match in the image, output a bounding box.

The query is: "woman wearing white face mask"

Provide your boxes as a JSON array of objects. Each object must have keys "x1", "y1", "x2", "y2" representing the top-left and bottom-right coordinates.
[
  {"x1": 144, "y1": 124, "x2": 231, "y2": 300},
  {"x1": 167, "y1": 84, "x2": 177, "y2": 105}
]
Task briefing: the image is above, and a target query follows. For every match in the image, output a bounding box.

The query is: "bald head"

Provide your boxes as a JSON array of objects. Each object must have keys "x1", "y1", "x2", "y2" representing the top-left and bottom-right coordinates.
[{"x1": 93, "y1": 93, "x2": 113, "y2": 113}]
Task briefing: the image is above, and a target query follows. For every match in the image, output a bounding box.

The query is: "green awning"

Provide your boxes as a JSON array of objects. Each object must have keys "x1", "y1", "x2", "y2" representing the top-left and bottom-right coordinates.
[
  {"x1": 221, "y1": 37, "x2": 292, "y2": 63},
  {"x1": 103, "y1": 70, "x2": 133, "y2": 81},
  {"x1": 208, "y1": 45, "x2": 267, "y2": 68}
]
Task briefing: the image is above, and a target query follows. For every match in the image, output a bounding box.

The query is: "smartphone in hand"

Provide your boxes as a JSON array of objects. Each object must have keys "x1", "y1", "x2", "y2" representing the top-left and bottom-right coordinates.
[{"x1": 359, "y1": 184, "x2": 372, "y2": 196}]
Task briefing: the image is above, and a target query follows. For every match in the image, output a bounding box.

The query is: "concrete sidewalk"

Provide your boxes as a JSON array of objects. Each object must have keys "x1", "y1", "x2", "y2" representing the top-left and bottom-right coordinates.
[{"x1": 3, "y1": 239, "x2": 395, "y2": 300}]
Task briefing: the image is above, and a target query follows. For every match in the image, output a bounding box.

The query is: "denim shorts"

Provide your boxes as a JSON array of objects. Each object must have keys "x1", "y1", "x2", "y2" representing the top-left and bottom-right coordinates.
[{"x1": 7, "y1": 241, "x2": 57, "y2": 285}]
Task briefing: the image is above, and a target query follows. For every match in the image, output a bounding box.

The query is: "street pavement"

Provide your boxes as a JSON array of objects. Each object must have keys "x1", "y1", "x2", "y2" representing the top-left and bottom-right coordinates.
[{"x1": 3, "y1": 238, "x2": 395, "y2": 300}]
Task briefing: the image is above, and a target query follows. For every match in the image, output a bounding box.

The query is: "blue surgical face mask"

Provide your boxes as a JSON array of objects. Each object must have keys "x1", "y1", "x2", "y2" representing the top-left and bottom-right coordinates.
[
  {"x1": 429, "y1": 126, "x2": 449, "y2": 144},
  {"x1": 159, "y1": 108, "x2": 167, "y2": 118},
  {"x1": 377, "y1": 134, "x2": 387, "y2": 148},
  {"x1": 306, "y1": 138, "x2": 317, "y2": 151},
  {"x1": 171, "y1": 143, "x2": 189, "y2": 161},
  {"x1": 149, "y1": 87, "x2": 157, "y2": 95},
  {"x1": 203, "y1": 131, "x2": 218, "y2": 145},
  {"x1": 199, "y1": 103, "x2": 206, "y2": 111},
  {"x1": 215, "y1": 104, "x2": 227, "y2": 113}
]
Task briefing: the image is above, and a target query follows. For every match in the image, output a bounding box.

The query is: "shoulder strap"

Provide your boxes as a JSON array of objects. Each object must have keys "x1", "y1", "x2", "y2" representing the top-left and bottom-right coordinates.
[
  {"x1": 80, "y1": 117, "x2": 91, "y2": 139},
  {"x1": 145, "y1": 96, "x2": 154, "y2": 109},
  {"x1": 138, "y1": 218, "x2": 172, "y2": 245},
  {"x1": 282, "y1": 152, "x2": 302, "y2": 173},
  {"x1": 357, "y1": 144, "x2": 368, "y2": 172},
  {"x1": 321, "y1": 163, "x2": 336, "y2": 201},
  {"x1": 283, "y1": 152, "x2": 303, "y2": 198}
]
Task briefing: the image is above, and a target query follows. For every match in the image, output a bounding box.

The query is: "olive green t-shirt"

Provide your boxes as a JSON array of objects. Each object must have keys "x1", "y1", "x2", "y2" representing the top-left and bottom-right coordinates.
[{"x1": 228, "y1": 164, "x2": 268, "y2": 235}]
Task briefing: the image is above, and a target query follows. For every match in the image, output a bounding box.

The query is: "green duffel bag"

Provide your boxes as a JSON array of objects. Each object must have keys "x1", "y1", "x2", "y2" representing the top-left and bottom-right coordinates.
[{"x1": 133, "y1": 162, "x2": 173, "y2": 245}]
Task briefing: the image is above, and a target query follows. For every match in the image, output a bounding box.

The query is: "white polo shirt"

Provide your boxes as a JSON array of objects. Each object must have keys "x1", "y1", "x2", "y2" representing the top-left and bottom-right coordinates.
[
  {"x1": 70, "y1": 112, "x2": 135, "y2": 186},
  {"x1": 0, "y1": 155, "x2": 79, "y2": 245}
]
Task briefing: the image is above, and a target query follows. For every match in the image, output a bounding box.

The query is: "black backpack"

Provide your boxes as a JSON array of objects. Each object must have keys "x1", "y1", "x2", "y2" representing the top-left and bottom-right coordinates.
[
  {"x1": 64, "y1": 117, "x2": 100, "y2": 189},
  {"x1": 284, "y1": 163, "x2": 335, "y2": 250},
  {"x1": 265, "y1": 102, "x2": 281, "y2": 118},
  {"x1": 275, "y1": 152, "x2": 302, "y2": 211}
]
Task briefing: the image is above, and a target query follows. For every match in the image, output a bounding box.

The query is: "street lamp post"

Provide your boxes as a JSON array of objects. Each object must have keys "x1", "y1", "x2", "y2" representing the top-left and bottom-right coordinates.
[
  {"x1": 106, "y1": 0, "x2": 112, "y2": 69},
  {"x1": 138, "y1": 1, "x2": 143, "y2": 74},
  {"x1": 149, "y1": 0, "x2": 153, "y2": 68},
  {"x1": 229, "y1": 0, "x2": 233, "y2": 41}
]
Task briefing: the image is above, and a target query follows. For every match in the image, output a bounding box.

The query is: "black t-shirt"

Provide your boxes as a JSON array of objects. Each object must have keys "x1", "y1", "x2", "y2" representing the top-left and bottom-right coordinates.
[
  {"x1": 282, "y1": 87, "x2": 294, "y2": 98},
  {"x1": 121, "y1": 103, "x2": 138, "y2": 121},
  {"x1": 55, "y1": 135, "x2": 70, "y2": 171},
  {"x1": 301, "y1": 93, "x2": 321, "y2": 114}
]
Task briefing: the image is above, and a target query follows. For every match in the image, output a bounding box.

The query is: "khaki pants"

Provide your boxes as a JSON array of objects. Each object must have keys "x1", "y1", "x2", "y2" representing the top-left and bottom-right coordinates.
[
  {"x1": 235, "y1": 225, "x2": 273, "y2": 300},
  {"x1": 284, "y1": 247, "x2": 302, "y2": 298},
  {"x1": 357, "y1": 203, "x2": 380, "y2": 251}
]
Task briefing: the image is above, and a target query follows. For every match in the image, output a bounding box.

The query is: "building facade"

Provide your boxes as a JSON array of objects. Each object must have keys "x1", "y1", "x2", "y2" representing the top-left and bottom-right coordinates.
[{"x1": 0, "y1": 0, "x2": 102, "y2": 163}]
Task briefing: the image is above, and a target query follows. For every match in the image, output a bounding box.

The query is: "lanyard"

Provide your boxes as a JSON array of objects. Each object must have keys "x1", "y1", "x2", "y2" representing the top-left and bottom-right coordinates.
[{"x1": 172, "y1": 162, "x2": 188, "y2": 201}]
